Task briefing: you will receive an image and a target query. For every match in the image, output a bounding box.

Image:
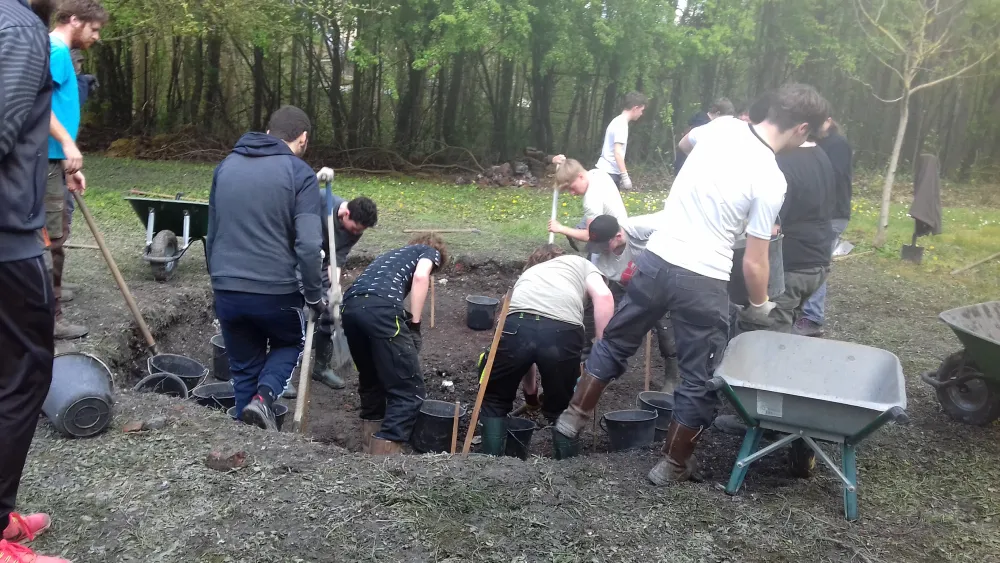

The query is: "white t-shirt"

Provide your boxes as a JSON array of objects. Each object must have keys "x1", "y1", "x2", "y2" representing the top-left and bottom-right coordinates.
[
  {"x1": 582, "y1": 169, "x2": 628, "y2": 223},
  {"x1": 646, "y1": 116, "x2": 786, "y2": 281},
  {"x1": 596, "y1": 114, "x2": 629, "y2": 175},
  {"x1": 509, "y1": 255, "x2": 603, "y2": 327},
  {"x1": 593, "y1": 213, "x2": 659, "y2": 282}
]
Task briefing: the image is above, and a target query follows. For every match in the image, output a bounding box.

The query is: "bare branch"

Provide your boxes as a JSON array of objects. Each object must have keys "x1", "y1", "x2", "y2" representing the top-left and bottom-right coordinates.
[
  {"x1": 856, "y1": 0, "x2": 907, "y2": 54},
  {"x1": 847, "y1": 74, "x2": 905, "y2": 103},
  {"x1": 910, "y1": 52, "x2": 997, "y2": 94}
]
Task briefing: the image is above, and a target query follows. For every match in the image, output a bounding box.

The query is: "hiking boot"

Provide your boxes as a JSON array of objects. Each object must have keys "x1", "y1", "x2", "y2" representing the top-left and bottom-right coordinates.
[
  {"x1": 0, "y1": 539, "x2": 69, "y2": 563},
  {"x1": 712, "y1": 414, "x2": 748, "y2": 436},
  {"x1": 369, "y1": 436, "x2": 403, "y2": 455},
  {"x1": 3, "y1": 513, "x2": 50, "y2": 543},
  {"x1": 53, "y1": 316, "x2": 88, "y2": 340},
  {"x1": 360, "y1": 419, "x2": 383, "y2": 454},
  {"x1": 241, "y1": 395, "x2": 278, "y2": 431},
  {"x1": 793, "y1": 318, "x2": 824, "y2": 337},
  {"x1": 312, "y1": 337, "x2": 346, "y2": 390},
  {"x1": 280, "y1": 380, "x2": 297, "y2": 399},
  {"x1": 61, "y1": 282, "x2": 81, "y2": 292},
  {"x1": 647, "y1": 420, "x2": 703, "y2": 485},
  {"x1": 660, "y1": 356, "x2": 679, "y2": 394},
  {"x1": 60, "y1": 289, "x2": 74, "y2": 303},
  {"x1": 554, "y1": 372, "x2": 609, "y2": 440}
]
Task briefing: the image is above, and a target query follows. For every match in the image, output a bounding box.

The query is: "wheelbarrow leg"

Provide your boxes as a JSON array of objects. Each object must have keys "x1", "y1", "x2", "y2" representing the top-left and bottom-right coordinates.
[
  {"x1": 841, "y1": 443, "x2": 859, "y2": 521},
  {"x1": 145, "y1": 208, "x2": 155, "y2": 247},
  {"x1": 725, "y1": 426, "x2": 764, "y2": 495}
]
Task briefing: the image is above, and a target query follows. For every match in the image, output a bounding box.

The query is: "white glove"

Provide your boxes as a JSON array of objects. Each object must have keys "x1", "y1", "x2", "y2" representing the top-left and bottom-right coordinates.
[
  {"x1": 316, "y1": 167, "x2": 335, "y2": 183},
  {"x1": 620, "y1": 172, "x2": 633, "y2": 191},
  {"x1": 741, "y1": 299, "x2": 776, "y2": 326}
]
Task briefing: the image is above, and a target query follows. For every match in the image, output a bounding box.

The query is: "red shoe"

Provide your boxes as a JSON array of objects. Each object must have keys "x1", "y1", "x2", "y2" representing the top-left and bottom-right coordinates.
[
  {"x1": 0, "y1": 539, "x2": 70, "y2": 562},
  {"x1": 3, "y1": 513, "x2": 51, "y2": 543}
]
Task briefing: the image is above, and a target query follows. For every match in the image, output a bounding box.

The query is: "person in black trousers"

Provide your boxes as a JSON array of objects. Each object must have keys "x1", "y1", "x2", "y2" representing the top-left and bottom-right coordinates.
[
  {"x1": 0, "y1": 0, "x2": 71, "y2": 561},
  {"x1": 341, "y1": 234, "x2": 448, "y2": 455}
]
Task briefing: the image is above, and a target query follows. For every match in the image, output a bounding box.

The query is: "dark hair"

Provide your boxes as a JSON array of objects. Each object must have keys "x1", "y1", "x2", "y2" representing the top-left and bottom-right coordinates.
[
  {"x1": 267, "y1": 105, "x2": 311, "y2": 142},
  {"x1": 765, "y1": 84, "x2": 830, "y2": 135},
  {"x1": 54, "y1": 0, "x2": 108, "y2": 24},
  {"x1": 709, "y1": 97, "x2": 735, "y2": 116},
  {"x1": 622, "y1": 92, "x2": 648, "y2": 111},
  {"x1": 407, "y1": 233, "x2": 448, "y2": 271},
  {"x1": 524, "y1": 244, "x2": 565, "y2": 270},
  {"x1": 30, "y1": 0, "x2": 56, "y2": 26},
  {"x1": 347, "y1": 197, "x2": 378, "y2": 228},
  {"x1": 826, "y1": 118, "x2": 843, "y2": 137},
  {"x1": 588, "y1": 215, "x2": 620, "y2": 244},
  {"x1": 748, "y1": 92, "x2": 772, "y2": 125}
]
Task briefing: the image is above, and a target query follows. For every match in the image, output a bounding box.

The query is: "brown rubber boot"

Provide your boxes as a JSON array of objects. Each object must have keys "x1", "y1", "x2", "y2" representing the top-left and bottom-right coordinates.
[
  {"x1": 554, "y1": 372, "x2": 609, "y2": 440},
  {"x1": 369, "y1": 437, "x2": 403, "y2": 455},
  {"x1": 360, "y1": 419, "x2": 383, "y2": 454},
  {"x1": 53, "y1": 315, "x2": 88, "y2": 340},
  {"x1": 647, "y1": 420, "x2": 703, "y2": 486}
]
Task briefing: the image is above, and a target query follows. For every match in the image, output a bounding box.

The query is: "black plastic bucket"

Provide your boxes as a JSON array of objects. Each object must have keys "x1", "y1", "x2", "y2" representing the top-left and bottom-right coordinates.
[
  {"x1": 148, "y1": 354, "x2": 207, "y2": 391},
  {"x1": 504, "y1": 416, "x2": 537, "y2": 460},
  {"x1": 729, "y1": 234, "x2": 784, "y2": 306},
  {"x1": 192, "y1": 381, "x2": 235, "y2": 411},
  {"x1": 43, "y1": 353, "x2": 114, "y2": 438},
  {"x1": 637, "y1": 391, "x2": 674, "y2": 431},
  {"x1": 210, "y1": 334, "x2": 231, "y2": 381},
  {"x1": 600, "y1": 409, "x2": 657, "y2": 452},
  {"x1": 133, "y1": 372, "x2": 189, "y2": 399},
  {"x1": 466, "y1": 295, "x2": 500, "y2": 330},
  {"x1": 411, "y1": 399, "x2": 466, "y2": 453},
  {"x1": 227, "y1": 403, "x2": 289, "y2": 430}
]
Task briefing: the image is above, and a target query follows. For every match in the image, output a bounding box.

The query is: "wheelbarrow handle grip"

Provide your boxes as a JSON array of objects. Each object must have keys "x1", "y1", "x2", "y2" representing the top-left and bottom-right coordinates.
[
  {"x1": 889, "y1": 406, "x2": 909, "y2": 425},
  {"x1": 919, "y1": 370, "x2": 943, "y2": 389},
  {"x1": 706, "y1": 377, "x2": 726, "y2": 392}
]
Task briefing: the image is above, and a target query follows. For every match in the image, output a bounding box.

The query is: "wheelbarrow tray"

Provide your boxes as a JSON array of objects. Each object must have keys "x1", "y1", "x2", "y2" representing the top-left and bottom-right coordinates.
[
  {"x1": 125, "y1": 197, "x2": 210, "y2": 239},
  {"x1": 938, "y1": 301, "x2": 1000, "y2": 381}
]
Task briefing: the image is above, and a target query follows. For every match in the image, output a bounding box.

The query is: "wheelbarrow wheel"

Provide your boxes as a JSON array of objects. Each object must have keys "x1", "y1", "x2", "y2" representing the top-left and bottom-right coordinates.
[
  {"x1": 935, "y1": 351, "x2": 1000, "y2": 426},
  {"x1": 150, "y1": 230, "x2": 178, "y2": 282}
]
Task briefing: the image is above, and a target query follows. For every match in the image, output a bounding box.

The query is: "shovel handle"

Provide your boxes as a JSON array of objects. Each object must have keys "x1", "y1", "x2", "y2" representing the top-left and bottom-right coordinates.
[
  {"x1": 548, "y1": 187, "x2": 559, "y2": 244},
  {"x1": 293, "y1": 311, "x2": 317, "y2": 433}
]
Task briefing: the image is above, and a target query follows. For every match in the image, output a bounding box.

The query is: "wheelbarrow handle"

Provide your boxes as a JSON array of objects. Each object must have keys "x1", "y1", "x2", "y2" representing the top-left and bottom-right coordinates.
[
  {"x1": 706, "y1": 376, "x2": 726, "y2": 392},
  {"x1": 889, "y1": 406, "x2": 909, "y2": 425}
]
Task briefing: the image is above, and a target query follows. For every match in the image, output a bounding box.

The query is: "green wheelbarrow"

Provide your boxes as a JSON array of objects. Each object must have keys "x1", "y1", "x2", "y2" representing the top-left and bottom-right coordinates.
[
  {"x1": 920, "y1": 301, "x2": 1000, "y2": 426},
  {"x1": 707, "y1": 331, "x2": 909, "y2": 521},
  {"x1": 125, "y1": 193, "x2": 209, "y2": 281}
]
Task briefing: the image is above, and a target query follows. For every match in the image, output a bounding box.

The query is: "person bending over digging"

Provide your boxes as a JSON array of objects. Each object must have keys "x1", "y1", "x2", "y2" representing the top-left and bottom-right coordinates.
[
  {"x1": 546, "y1": 156, "x2": 628, "y2": 249},
  {"x1": 554, "y1": 84, "x2": 830, "y2": 486},
  {"x1": 207, "y1": 105, "x2": 329, "y2": 431},
  {"x1": 341, "y1": 234, "x2": 448, "y2": 455},
  {"x1": 480, "y1": 245, "x2": 614, "y2": 430},
  {"x1": 586, "y1": 214, "x2": 679, "y2": 392}
]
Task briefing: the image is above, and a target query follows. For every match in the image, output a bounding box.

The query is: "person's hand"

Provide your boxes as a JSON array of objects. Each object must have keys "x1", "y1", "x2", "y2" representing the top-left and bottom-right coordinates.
[
  {"x1": 316, "y1": 167, "x2": 335, "y2": 183},
  {"x1": 551, "y1": 154, "x2": 566, "y2": 166},
  {"x1": 306, "y1": 298, "x2": 329, "y2": 320},
  {"x1": 771, "y1": 223, "x2": 781, "y2": 236},
  {"x1": 548, "y1": 219, "x2": 564, "y2": 235},
  {"x1": 82, "y1": 74, "x2": 99, "y2": 92},
  {"x1": 406, "y1": 319, "x2": 422, "y2": 352},
  {"x1": 327, "y1": 283, "x2": 343, "y2": 308},
  {"x1": 66, "y1": 171, "x2": 86, "y2": 194},
  {"x1": 62, "y1": 141, "x2": 83, "y2": 174},
  {"x1": 620, "y1": 172, "x2": 633, "y2": 191},
  {"x1": 740, "y1": 299, "x2": 776, "y2": 326}
]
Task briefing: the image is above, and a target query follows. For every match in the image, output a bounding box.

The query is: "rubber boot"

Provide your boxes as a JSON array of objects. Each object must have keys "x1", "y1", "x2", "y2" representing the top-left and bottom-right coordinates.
[
  {"x1": 660, "y1": 356, "x2": 679, "y2": 394},
  {"x1": 53, "y1": 315, "x2": 88, "y2": 340},
  {"x1": 647, "y1": 420, "x2": 703, "y2": 486},
  {"x1": 554, "y1": 372, "x2": 609, "y2": 440},
  {"x1": 369, "y1": 436, "x2": 403, "y2": 455},
  {"x1": 479, "y1": 417, "x2": 508, "y2": 456},
  {"x1": 312, "y1": 336, "x2": 346, "y2": 389},
  {"x1": 360, "y1": 419, "x2": 383, "y2": 454}
]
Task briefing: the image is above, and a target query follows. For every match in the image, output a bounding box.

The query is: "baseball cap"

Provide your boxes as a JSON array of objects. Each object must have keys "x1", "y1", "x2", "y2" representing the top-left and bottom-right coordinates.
[{"x1": 586, "y1": 215, "x2": 620, "y2": 254}]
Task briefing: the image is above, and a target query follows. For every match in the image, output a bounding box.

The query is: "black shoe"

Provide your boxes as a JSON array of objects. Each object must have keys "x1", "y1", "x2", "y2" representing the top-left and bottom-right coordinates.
[{"x1": 241, "y1": 395, "x2": 278, "y2": 431}]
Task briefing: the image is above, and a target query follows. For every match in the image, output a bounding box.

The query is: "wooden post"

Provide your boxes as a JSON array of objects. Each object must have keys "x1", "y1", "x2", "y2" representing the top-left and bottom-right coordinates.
[
  {"x1": 450, "y1": 401, "x2": 460, "y2": 454},
  {"x1": 430, "y1": 275, "x2": 436, "y2": 328},
  {"x1": 644, "y1": 331, "x2": 652, "y2": 392},
  {"x1": 461, "y1": 290, "x2": 513, "y2": 455}
]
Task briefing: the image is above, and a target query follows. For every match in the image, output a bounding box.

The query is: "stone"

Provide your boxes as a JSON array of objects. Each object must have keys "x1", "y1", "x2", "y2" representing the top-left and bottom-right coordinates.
[
  {"x1": 205, "y1": 448, "x2": 248, "y2": 471},
  {"x1": 142, "y1": 416, "x2": 172, "y2": 431},
  {"x1": 123, "y1": 421, "x2": 144, "y2": 433}
]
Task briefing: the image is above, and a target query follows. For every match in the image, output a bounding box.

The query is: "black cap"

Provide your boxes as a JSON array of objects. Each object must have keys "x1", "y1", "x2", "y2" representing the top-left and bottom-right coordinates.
[{"x1": 586, "y1": 215, "x2": 620, "y2": 254}]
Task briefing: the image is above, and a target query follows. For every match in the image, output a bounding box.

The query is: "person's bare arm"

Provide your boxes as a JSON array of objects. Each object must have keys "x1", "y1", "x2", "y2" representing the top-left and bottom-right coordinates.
[
  {"x1": 50, "y1": 112, "x2": 83, "y2": 173},
  {"x1": 549, "y1": 217, "x2": 593, "y2": 242},
  {"x1": 742, "y1": 235, "x2": 771, "y2": 306},
  {"x1": 613, "y1": 144, "x2": 627, "y2": 175},
  {"x1": 408, "y1": 258, "x2": 434, "y2": 323},
  {"x1": 585, "y1": 273, "x2": 615, "y2": 340}
]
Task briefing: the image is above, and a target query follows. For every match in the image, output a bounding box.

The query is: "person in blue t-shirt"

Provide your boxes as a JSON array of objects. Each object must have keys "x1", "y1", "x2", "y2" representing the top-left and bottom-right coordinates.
[{"x1": 45, "y1": 0, "x2": 106, "y2": 341}]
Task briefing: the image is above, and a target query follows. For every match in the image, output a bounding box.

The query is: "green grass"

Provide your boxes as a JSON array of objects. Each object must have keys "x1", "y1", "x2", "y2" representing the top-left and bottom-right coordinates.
[{"x1": 82, "y1": 155, "x2": 1000, "y2": 298}]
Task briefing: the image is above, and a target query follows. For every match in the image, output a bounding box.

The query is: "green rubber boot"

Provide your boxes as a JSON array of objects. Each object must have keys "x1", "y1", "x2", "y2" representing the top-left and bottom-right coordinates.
[
  {"x1": 480, "y1": 417, "x2": 508, "y2": 456},
  {"x1": 312, "y1": 335, "x2": 346, "y2": 390}
]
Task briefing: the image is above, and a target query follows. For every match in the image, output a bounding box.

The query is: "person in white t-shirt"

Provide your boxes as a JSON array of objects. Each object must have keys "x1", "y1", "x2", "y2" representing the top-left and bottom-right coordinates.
[
  {"x1": 554, "y1": 84, "x2": 831, "y2": 485},
  {"x1": 595, "y1": 92, "x2": 647, "y2": 191},
  {"x1": 546, "y1": 157, "x2": 628, "y2": 244}
]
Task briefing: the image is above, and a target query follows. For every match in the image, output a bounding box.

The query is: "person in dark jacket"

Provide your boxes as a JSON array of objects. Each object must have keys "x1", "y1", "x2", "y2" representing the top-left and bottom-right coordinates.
[
  {"x1": 0, "y1": 1, "x2": 70, "y2": 561},
  {"x1": 672, "y1": 98, "x2": 735, "y2": 174},
  {"x1": 207, "y1": 105, "x2": 328, "y2": 431},
  {"x1": 342, "y1": 234, "x2": 448, "y2": 455},
  {"x1": 796, "y1": 118, "x2": 852, "y2": 336}
]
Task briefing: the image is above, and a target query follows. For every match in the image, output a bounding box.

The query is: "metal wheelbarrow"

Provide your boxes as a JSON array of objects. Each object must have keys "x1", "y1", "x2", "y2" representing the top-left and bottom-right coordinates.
[
  {"x1": 125, "y1": 193, "x2": 209, "y2": 281},
  {"x1": 707, "y1": 331, "x2": 909, "y2": 521},
  {"x1": 920, "y1": 301, "x2": 1000, "y2": 426}
]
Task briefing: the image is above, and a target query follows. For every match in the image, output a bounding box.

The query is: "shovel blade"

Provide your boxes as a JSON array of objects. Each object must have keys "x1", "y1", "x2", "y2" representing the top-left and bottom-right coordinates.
[
  {"x1": 329, "y1": 328, "x2": 354, "y2": 373},
  {"x1": 901, "y1": 244, "x2": 924, "y2": 264}
]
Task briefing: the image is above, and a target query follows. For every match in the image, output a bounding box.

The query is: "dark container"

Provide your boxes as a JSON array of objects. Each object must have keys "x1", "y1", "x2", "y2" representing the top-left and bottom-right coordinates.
[
  {"x1": 43, "y1": 353, "x2": 115, "y2": 438},
  {"x1": 411, "y1": 399, "x2": 467, "y2": 453},
  {"x1": 192, "y1": 381, "x2": 236, "y2": 411},
  {"x1": 210, "y1": 334, "x2": 232, "y2": 381},
  {"x1": 729, "y1": 234, "x2": 784, "y2": 306},
  {"x1": 637, "y1": 391, "x2": 675, "y2": 430},
  {"x1": 133, "y1": 372, "x2": 189, "y2": 399},
  {"x1": 504, "y1": 416, "x2": 537, "y2": 460},
  {"x1": 466, "y1": 295, "x2": 500, "y2": 330},
  {"x1": 148, "y1": 354, "x2": 208, "y2": 391},
  {"x1": 600, "y1": 409, "x2": 657, "y2": 452}
]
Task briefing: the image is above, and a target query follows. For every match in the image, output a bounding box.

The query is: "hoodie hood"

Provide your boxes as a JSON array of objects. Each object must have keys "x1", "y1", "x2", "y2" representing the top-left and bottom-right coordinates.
[{"x1": 232, "y1": 132, "x2": 295, "y2": 158}]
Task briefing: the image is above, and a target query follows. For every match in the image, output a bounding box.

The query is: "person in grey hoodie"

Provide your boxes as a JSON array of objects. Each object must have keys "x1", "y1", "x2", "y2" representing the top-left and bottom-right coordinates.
[{"x1": 207, "y1": 105, "x2": 327, "y2": 431}]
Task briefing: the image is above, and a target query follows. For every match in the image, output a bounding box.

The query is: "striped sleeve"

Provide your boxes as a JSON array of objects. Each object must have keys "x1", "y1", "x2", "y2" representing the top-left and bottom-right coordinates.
[{"x1": 0, "y1": 24, "x2": 49, "y2": 159}]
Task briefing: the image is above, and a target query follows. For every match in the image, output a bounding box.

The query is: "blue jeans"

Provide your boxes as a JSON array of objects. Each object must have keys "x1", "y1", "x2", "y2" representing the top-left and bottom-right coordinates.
[
  {"x1": 585, "y1": 250, "x2": 730, "y2": 429},
  {"x1": 214, "y1": 290, "x2": 304, "y2": 417},
  {"x1": 801, "y1": 218, "x2": 849, "y2": 325}
]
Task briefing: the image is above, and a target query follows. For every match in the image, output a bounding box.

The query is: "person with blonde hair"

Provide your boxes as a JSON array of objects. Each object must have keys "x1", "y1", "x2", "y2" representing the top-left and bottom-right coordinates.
[{"x1": 546, "y1": 156, "x2": 627, "y2": 246}]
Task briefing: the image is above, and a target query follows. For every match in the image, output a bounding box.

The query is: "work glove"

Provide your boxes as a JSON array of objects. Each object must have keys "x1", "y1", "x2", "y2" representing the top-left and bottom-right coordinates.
[
  {"x1": 327, "y1": 283, "x2": 343, "y2": 309},
  {"x1": 406, "y1": 319, "x2": 423, "y2": 352},
  {"x1": 316, "y1": 167, "x2": 335, "y2": 183},
  {"x1": 620, "y1": 172, "x2": 633, "y2": 191},
  {"x1": 306, "y1": 298, "x2": 329, "y2": 320},
  {"x1": 740, "y1": 299, "x2": 776, "y2": 327},
  {"x1": 523, "y1": 391, "x2": 543, "y2": 411}
]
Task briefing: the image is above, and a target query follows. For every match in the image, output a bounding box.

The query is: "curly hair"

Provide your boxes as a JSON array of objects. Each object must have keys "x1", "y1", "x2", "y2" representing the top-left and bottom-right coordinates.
[
  {"x1": 524, "y1": 244, "x2": 565, "y2": 271},
  {"x1": 54, "y1": 0, "x2": 108, "y2": 24},
  {"x1": 408, "y1": 233, "x2": 448, "y2": 270},
  {"x1": 347, "y1": 196, "x2": 378, "y2": 228}
]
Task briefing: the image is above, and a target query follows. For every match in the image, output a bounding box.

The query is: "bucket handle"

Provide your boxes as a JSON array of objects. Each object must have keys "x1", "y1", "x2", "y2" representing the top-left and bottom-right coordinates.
[
  {"x1": 505, "y1": 423, "x2": 536, "y2": 450},
  {"x1": 598, "y1": 414, "x2": 608, "y2": 434},
  {"x1": 146, "y1": 355, "x2": 154, "y2": 376}
]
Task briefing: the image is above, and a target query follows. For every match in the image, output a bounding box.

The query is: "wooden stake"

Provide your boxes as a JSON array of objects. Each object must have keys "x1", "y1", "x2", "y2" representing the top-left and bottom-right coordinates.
[
  {"x1": 292, "y1": 312, "x2": 317, "y2": 433},
  {"x1": 403, "y1": 228, "x2": 481, "y2": 234},
  {"x1": 430, "y1": 275, "x2": 436, "y2": 328},
  {"x1": 951, "y1": 250, "x2": 1000, "y2": 275},
  {"x1": 462, "y1": 290, "x2": 513, "y2": 455},
  {"x1": 65, "y1": 242, "x2": 99, "y2": 250},
  {"x1": 644, "y1": 331, "x2": 652, "y2": 392},
  {"x1": 450, "y1": 401, "x2": 460, "y2": 454}
]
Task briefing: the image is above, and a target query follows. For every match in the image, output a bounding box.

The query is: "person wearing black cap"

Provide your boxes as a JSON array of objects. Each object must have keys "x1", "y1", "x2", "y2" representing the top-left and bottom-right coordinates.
[{"x1": 587, "y1": 214, "x2": 678, "y2": 392}]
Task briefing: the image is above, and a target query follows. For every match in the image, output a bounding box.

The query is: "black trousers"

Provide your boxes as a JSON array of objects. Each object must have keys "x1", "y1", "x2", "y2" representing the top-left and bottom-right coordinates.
[
  {"x1": 341, "y1": 295, "x2": 425, "y2": 443},
  {"x1": 0, "y1": 256, "x2": 55, "y2": 531},
  {"x1": 482, "y1": 314, "x2": 584, "y2": 420}
]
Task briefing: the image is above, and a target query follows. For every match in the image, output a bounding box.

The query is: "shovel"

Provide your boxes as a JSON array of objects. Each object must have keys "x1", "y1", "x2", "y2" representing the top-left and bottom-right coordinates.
[{"x1": 324, "y1": 180, "x2": 353, "y2": 373}]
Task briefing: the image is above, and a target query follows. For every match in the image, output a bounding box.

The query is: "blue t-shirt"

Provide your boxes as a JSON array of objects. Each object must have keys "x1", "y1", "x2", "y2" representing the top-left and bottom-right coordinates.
[
  {"x1": 48, "y1": 35, "x2": 80, "y2": 160},
  {"x1": 344, "y1": 245, "x2": 441, "y2": 304}
]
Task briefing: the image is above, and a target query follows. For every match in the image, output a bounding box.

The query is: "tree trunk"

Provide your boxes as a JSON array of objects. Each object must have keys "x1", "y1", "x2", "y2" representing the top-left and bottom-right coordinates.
[
  {"x1": 874, "y1": 91, "x2": 910, "y2": 248},
  {"x1": 189, "y1": 36, "x2": 203, "y2": 124},
  {"x1": 490, "y1": 58, "x2": 515, "y2": 161},
  {"x1": 394, "y1": 48, "x2": 426, "y2": 154},
  {"x1": 252, "y1": 46, "x2": 265, "y2": 131},
  {"x1": 203, "y1": 32, "x2": 223, "y2": 131},
  {"x1": 442, "y1": 52, "x2": 465, "y2": 146}
]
